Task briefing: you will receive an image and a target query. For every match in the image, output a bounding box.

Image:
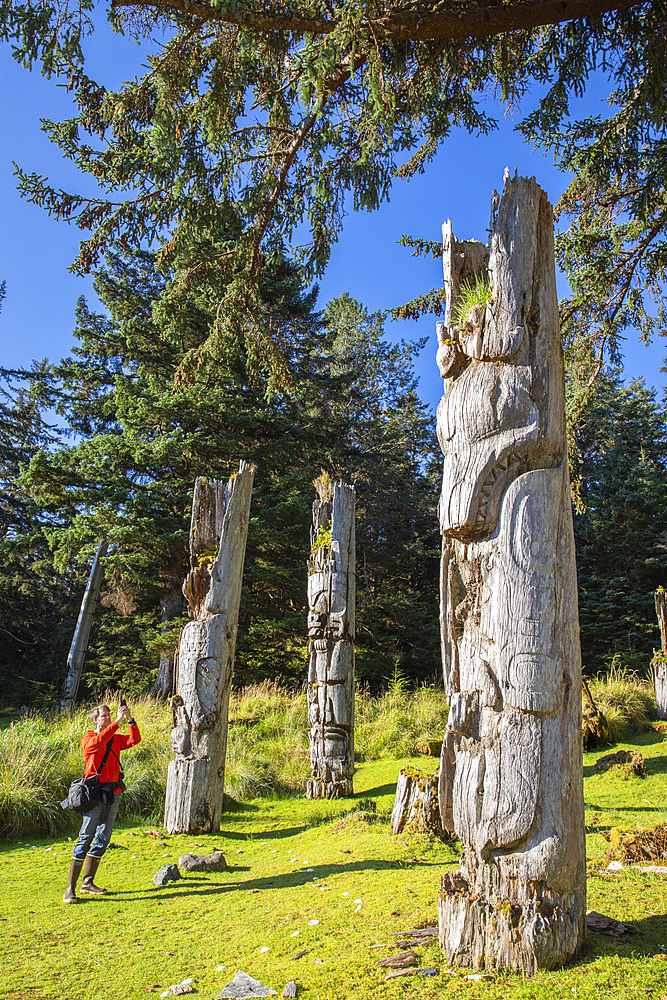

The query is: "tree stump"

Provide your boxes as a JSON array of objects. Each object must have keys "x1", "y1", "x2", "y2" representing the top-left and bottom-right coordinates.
[
  {"x1": 306, "y1": 474, "x2": 355, "y2": 799},
  {"x1": 164, "y1": 462, "x2": 255, "y2": 833},
  {"x1": 391, "y1": 767, "x2": 443, "y2": 836},
  {"x1": 435, "y1": 174, "x2": 586, "y2": 973},
  {"x1": 652, "y1": 589, "x2": 667, "y2": 721}
]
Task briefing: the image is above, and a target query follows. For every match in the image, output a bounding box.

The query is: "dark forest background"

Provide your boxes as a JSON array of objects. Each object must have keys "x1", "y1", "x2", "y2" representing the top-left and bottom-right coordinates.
[{"x1": 1, "y1": 260, "x2": 666, "y2": 707}]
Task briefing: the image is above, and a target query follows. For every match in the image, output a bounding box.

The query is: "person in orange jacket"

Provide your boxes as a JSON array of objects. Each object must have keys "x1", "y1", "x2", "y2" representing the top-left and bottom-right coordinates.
[{"x1": 63, "y1": 701, "x2": 141, "y2": 903}]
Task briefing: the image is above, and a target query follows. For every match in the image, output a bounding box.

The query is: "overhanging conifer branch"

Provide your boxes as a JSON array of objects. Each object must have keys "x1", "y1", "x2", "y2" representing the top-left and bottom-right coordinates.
[{"x1": 112, "y1": 0, "x2": 641, "y2": 42}]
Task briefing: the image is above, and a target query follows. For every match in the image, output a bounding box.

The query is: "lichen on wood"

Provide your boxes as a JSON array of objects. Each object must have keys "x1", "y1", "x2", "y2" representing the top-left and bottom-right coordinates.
[{"x1": 391, "y1": 767, "x2": 443, "y2": 837}]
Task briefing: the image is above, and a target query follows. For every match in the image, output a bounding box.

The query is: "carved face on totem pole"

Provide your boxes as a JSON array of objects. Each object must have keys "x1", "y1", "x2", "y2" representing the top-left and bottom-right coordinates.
[{"x1": 307, "y1": 558, "x2": 351, "y2": 760}]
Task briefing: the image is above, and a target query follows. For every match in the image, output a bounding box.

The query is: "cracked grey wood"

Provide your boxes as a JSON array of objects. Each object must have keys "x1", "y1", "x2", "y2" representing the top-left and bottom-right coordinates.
[
  {"x1": 391, "y1": 768, "x2": 442, "y2": 836},
  {"x1": 61, "y1": 539, "x2": 107, "y2": 711},
  {"x1": 653, "y1": 589, "x2": 667, "y2": 720},
  {"x1": 164, "y1": 462, "x2": 255, "y2": 833},
  {"x1": 435, "y1": 174, "x2": 586, "y2": 973},
  {"x1": 306, "y1": 479, "x2": 355, "y2": 798}
]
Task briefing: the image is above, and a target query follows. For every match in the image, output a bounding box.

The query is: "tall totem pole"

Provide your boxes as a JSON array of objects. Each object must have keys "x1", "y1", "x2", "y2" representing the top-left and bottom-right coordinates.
[
  {"x1": 306, "y1": 476, "x2": 356, "y2": 799},
  {"x1": 436, "y1": 174, "x2": 586, "y2": 973},
  {"x1": 164, "y1": 463, "x2": 254, "y2": 834}
]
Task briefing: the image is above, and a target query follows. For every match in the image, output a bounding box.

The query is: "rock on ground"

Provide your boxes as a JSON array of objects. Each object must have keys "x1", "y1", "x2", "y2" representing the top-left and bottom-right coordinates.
[
  {"x1": 216, "y1": 971, "x2": 277, "y2": 998},
  {"x1": 153, "y1": 864, "x2": 182, "y2": 887},
  {"x1": 178, "y1": 851, "x2": 227, "y2": 872}
]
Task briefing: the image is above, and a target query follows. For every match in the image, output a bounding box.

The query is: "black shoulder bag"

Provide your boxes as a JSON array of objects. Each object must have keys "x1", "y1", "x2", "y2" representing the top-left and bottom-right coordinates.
[{"x1": 60, "y1": 737, "x2": 116, "y2": 813}]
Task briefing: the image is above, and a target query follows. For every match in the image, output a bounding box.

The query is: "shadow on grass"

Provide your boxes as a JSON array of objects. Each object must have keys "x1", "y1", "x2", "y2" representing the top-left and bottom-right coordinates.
[
  {"x1": 219, "y1": 825, "x2": 311, "y2": 840},
  {"x1": 585, "y1": 802, "x2": 665, "y2": 813},
  {"x1": 574, "y1": 911, "x2": 667, "y2": 963},
  {"x1": 355, "y1": 782, "x2": 399, "y2": 798},
  {"x1": 643, "y1": 755, "x2": 667, "y2": 773},
  {"x1": 113, "y1": 855, "x2": 445, "y2": 902}
]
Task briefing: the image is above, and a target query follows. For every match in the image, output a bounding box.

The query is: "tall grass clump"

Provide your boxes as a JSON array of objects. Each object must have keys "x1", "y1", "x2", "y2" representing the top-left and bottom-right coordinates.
[
  {"x1": 355, "y1": 680, "x2": 449, "y2": 761},
  {"x1": 225, "y1": 681, "x2": 309, "y2": 798},
  {"x1": 2, "y1": 682, "x2": 452, "y2": 836},
  {"x1": 0, "y1": 694, "x2": 171, "y2": 839},
  {"x1": 586, "y1": 662, "x2": 656, "y2": 743}
]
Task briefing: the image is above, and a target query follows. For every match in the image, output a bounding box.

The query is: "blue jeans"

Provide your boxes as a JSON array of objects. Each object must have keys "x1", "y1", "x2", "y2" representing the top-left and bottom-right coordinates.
[{"x1": 72, "y1": 794, "x2": 120, "y2": 860}]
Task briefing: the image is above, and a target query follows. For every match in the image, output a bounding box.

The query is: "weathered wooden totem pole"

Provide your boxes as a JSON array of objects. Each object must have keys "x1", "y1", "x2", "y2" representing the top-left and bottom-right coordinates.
[
  {"x1": 306, "y1": 476, "x2": 355, "y2": 799},
  {"x1": 61, "y1": 539, "x2": 107, "y2": 712},
  {"x1": 164, "y1": 463, "x2": 254, "y2": 834},
  {"x1": 652, "y1": 588, "x2": 667, "y2": 720},
  {"x1": 436, "y1": 174, "x2": 586, "y2": 972}
]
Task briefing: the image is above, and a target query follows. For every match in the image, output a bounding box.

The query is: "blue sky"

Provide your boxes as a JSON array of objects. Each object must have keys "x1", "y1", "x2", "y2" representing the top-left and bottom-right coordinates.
[{"x1": 1, "y1": 23, "x2": 665, "y2": 416}]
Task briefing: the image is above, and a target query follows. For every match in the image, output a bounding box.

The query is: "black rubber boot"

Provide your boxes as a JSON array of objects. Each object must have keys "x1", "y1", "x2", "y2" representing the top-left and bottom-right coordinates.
[
  {"x1": 63, "y1": 859, "x2": 84, "y2": 903},
  {"x1": 81, "y1": 855, "x2": 107, "y2": 895}
]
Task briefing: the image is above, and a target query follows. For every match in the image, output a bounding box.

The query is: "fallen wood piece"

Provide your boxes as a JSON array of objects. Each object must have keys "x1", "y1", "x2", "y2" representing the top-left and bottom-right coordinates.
[
  {"x1": 376, "y1": 950, "x2": 420, "y2": 969},
  {"x1": 391, "y1": 927, "x2": 438, "y2": 938},
  {"x1": 586, "y1": 911, "x2": 638, "y2": 937},
  {"x1": 384, "y1": 969, "x2": 418, "y2": 981},
  {"x1": 282, "y1": 982, "x2": 298, "y2": 998},
  {"x1": 594, "y1": 750, "x2": 644, "y2": 773}
]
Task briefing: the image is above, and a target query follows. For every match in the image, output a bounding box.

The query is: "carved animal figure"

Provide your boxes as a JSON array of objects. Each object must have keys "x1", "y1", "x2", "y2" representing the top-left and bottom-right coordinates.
[{"x1": 436, "y1": 174, "x2": 586, "y2": 974}]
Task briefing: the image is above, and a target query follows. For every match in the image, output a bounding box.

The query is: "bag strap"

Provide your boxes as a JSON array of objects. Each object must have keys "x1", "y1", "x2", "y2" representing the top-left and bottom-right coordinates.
[
  {"x1": 109, "y1": 744, "x2": 124, "y2": 783},
  {"x1": 90, "y1": 737, "x2": 115, "y2": 780}
]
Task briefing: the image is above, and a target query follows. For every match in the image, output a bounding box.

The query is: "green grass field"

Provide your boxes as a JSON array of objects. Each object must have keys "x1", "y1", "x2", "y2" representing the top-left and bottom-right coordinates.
[{"x1": 0, "y1": 734, "x2": 666, "y2": 1000}]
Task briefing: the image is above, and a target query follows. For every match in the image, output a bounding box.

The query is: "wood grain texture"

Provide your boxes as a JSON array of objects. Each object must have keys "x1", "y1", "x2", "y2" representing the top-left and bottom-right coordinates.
[
  {"x1": 306, "y1": 480, "x2": 355, "y2": 799},
  {"x1": 391, "y1": 768, "x2": 443, "y2": 837},
  {"x1": 164, "y1": 462, "x2": 255, "y2": 833},
  {"x1": 61, "y1": 539, "x2": 107, "y2": 711},
  {"x1": 653, "y1": 590, "x2": 667, "y2": 720},
  {"x1": 436, "y1": 174, "x2": 586, "y2": 973}
]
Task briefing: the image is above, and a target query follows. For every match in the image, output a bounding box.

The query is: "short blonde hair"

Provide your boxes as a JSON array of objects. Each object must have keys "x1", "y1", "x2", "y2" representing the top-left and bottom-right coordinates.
[{"x1": 90, "y1": 704, "x2": 111, "y2": 724}]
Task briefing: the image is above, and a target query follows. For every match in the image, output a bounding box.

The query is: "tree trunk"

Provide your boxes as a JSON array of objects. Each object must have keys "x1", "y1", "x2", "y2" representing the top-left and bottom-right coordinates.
[
  {"x1": 306, "y1": 477, "x2": 355, "y2": 799},
  {"x1": 164, "y1": 462, "x2": 255, "y2": 833},
  {"x1": 61, "y1": 539, "x2": 107, "y2": 712},
  {"x1": 652, "y1": 590, "x2": 667, "y2": 720},
  {"x1": 151, "y1": 587, "x2": 184, "y2": 700},
  {"x1": 391, "y1": 767, "x2": 443, "y2": 837},
  {"x1": 435, "y1": 174, "x2": 586, "y2": 973}
]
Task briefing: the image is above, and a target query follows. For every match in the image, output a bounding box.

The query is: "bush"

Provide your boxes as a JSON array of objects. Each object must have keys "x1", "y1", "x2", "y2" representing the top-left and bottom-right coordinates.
[{"x1": 585, "y1": 662, "x2": 656, "y2": 743}]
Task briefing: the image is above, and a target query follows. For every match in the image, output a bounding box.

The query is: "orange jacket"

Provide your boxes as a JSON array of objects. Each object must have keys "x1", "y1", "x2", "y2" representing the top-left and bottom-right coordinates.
[{"x1": 82, "y1": 721, "x2": 141, "y2": 792}]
